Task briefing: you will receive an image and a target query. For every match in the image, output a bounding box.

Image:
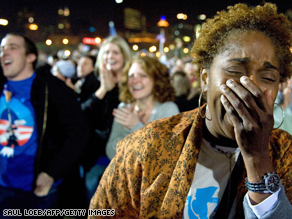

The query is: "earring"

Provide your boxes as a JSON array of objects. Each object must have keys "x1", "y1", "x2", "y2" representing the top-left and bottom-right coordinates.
[
  {"x1": 273, "y1": 103, "x2": 285, "y2": 129},
  {"x1": 198, "y1": 92, "x2": 212, "y2": 121}
]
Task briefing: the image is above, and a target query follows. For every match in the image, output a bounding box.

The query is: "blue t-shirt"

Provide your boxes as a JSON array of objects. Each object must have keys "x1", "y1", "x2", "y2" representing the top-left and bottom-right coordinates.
[{"x1": 0, "y1": 73, "x2": 38, "y2": 191}]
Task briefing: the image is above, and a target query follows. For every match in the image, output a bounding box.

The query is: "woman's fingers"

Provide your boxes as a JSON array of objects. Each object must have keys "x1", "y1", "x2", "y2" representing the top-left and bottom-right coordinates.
[
  {"x1": 220, "y1": 77, "x2": 274, "y2": 156},
  {"x1": 239, "y1": 76, "x2": 272, "y2": 111},
  {"x1": 113, "y1": 107, "x2": 132, "y2": 125},
  {"x1": 220, "y1": 81, "x2": 256, "y2": 127}
]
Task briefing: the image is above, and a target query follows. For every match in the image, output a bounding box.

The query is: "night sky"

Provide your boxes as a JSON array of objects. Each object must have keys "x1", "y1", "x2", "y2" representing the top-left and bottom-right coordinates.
[{"x1": 0, "y1": 0, "x2": 290, "y2": 36}]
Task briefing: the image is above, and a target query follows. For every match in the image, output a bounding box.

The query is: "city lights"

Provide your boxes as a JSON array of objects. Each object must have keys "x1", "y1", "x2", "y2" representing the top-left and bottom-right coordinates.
[
  {"x1": 64, "y1": 7, "x2": 70, "y2": 16},
  {"x1": 149, "y1": 46, "x2": 157, "y2": 52},
  {"x1": 132, "y1": 45, "x2": 139, "y2": 51},
  {"x1": 62, "y1": 38, "x2": 69, "y2": 44},
  {"x1": 169, "y1": 44, "x2": 175, "y2": 50},
  {"x1": 28, "y1": 17, "x2": 34, "y2": 23},
  {"x1": 0, "y1": 2, "x2": 199, "y2": 61},
  {"x1": 163, "y1": 47, "x2": 169, "y2": 53},
  {"x1": 183, "y1": 48, "x2": 189, "y2": 53},
  {"x1": 157, "y1": 16, "x2": 169, "y2": 27},
  {"x1": 183, "y1": 36, "x2": 191, "y2": 42},
  {"x1": 58, "y1": 9, "x2": 64, "y2": 15},
  {"x1": 58, "y1": 23, "x2": 64, "y2": 29},
  {"x1": 29, "y1": 24, "x2": 38, "y2": 30},
  {"x1": 177, "y1": 13, "x2": 187, "y2": 20},
  {"x1": 82, "y1": 37, "x2": 100, "y2": 45},
  {"x1": 64, "y1": 50, "x2": 71, "y2": 57},
  {"x1": 46, "y1": 39, "x2": 52, "y2": 46},
  {"x1": 95, "y1": 37, "x2": 101, "y2": 44},
  {"x1": 198, "y1": 14, "x2": 206, "y2": 20},
  {"x1": 0, "y1": 19, "x2": 8, "y2": 26}
]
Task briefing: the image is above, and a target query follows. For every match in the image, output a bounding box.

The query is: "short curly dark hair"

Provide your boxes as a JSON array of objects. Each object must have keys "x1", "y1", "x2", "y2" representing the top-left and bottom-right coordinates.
[
  {"x1": 191, "y1": 2, "x2": 292, "y2": 86},
  {"x1": 119, "y1": 56, "x2": 175, "y2": 103}
]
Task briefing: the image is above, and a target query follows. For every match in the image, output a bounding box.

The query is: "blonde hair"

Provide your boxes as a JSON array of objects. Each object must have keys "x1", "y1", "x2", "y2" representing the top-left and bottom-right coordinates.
[{"x1": 96, "y1": 36, "x2": 132, "y2": 73}]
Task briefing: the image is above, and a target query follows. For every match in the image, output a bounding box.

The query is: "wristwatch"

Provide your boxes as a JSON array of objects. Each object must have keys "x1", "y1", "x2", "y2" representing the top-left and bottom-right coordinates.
[{"x1": 245, "y1": 172, "x2": 281, "y2": 193}]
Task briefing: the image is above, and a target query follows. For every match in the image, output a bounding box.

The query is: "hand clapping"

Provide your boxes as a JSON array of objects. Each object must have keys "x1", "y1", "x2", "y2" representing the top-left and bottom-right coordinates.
[{"x1": 113, "y1": 104, "x2": 140, "y2": 129}]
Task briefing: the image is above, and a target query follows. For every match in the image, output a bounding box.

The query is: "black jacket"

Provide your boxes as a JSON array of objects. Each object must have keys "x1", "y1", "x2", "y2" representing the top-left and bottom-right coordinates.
[
  {"x1": 77, "y1": 72, "x2": 99, "y2": 104},
  {"x1": 0, "y1": 65, "x2": 89, "y2": 182},
  {"x1": 81, "y1": 82, "x2": 119, "y2": 170}
]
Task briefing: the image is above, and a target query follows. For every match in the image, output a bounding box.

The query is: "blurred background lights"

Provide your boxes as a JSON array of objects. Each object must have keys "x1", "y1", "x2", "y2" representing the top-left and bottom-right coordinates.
[
  {"x1": 132, "y1": 45, "x2": 139, "y2": 51},
  {"x1": 89, "y1": 27, "x2": 95, "y2": 32},
  {"x1": 0, "y1": 19, "x2": 8, "y2": 26},
  {"x1": 64, "y1": 7, "x2": 70, "y2": 16},
  {"x1": 198, "y1": 14, "x2": 206, "y2": 20},
  {"x1": 157, "y1": 15, "x2": 169, "y2": 27},
  {"x1": 156, "y1": 52, "x2": 161, "y2": 58},
  {"x1": 29, "y1": 24, "x2": 38, "y2": 30},
  {"x1": 115, "y1": 0, "x2": 123, "y2": 3},
  {"x1": 46, "y1": 39, "x2": 52, "y2": 45},
  {"x1": 28, "y1": 17, "x2": 34, "y2": 23},
  {"x1": 149, "y1": 46, "x2": 157, "y2": 52},
  {"x1": 169, "y1": 44, "x2": 175, "y2": 50},
  {"x1": 64, "y1": 50, "x2": 71, "y2": 57},
  {"x1": 183, "y1": 36, "x2": 191, "y2": 42},
  {"x1": 62, "y1": 38, "x2": 69, "y2": 44},
  {"x1": 183, "y1": 48, "x2": 189, "y2": 53},
  {"x1": 95, "y1": 37, "x2": 101, "y2": 44},
  {"x1": 163, "y1": 47, "x2": 169, "y2": 53},
  {"x1": 195, "y1": 24, "x2": 201, "y2": 38},
  {"x1": 177, "y1": 13, "x2": 187, "y2": 20},
  {"x1": 58, "y1": 23, "x2": 64, "y2": 29},
  {"x1": 58, "y1": 9, "x2": 64, "y2": 15}
]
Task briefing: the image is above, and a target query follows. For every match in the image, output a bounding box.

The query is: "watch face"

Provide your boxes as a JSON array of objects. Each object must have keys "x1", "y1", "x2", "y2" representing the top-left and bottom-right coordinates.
[{"x1": 265, "y1": 174, "x2": 281, "y2": 193}]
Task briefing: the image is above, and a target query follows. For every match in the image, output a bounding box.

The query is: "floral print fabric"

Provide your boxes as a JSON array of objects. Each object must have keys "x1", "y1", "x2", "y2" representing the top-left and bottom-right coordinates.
[{"x1": 89, "y1": 106, "x2": 292, "y2": 219}]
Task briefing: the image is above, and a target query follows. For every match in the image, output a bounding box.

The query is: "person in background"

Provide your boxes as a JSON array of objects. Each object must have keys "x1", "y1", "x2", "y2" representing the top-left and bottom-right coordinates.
[
  {"x1": 81, "y1": 35, "x2": 132, "y2": 205},
  {"x1": 171, "y1": 71, "x2": 199, "y2": 112},
  {"x1": 170, "y1": 58, "x2": 185, "y2": 74},
  {"x1": 51, "y1": 59, "x2": 76, "y2": 82},
  {"x1": 106, "y1": 56, "x2": 179, "y2": 160},
  {"x1": 89, "y1": 3, "x2": 292, "y2": 218},
  {"x1": 48, "y1": 54, "x2": 59, "y2": 67},
  {"x1": 0, "y1": 33, "x2": 88, "y2": 214},
  {"x1": 274, "y1": 78, "x2": 292, "y2": 135},
  {"x1": 184, "y1": 61, "x2": 199, "y2": 88},
  {"x1": 52, "y1": 55, "x2": 100, "y2": 211},
  {"x1": 66, "y1": 54, "x2": 99, "y2": 103}
]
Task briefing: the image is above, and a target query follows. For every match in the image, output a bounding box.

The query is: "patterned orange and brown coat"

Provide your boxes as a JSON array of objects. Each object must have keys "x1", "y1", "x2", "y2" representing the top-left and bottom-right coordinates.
[{"x1": 89, "y1": 106, "x2": 292, "y2": 218}]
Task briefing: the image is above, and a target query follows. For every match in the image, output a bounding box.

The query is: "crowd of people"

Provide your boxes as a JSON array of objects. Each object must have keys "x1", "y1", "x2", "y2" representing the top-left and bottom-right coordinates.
[
  {"x1": 1, "y1": 2, "x2": 292, "y2": 219},
  {"x1": 0, "y1": 31, "x2": 199, "y2": 216}
]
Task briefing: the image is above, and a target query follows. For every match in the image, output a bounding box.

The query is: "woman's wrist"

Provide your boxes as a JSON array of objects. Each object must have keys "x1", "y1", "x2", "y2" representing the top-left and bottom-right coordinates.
[
  {"x1": 95, "y1": 87, "x2": 107, "y2": 100},
  {"x1": 243, "y1": 154, "x2": 274, "y2": 183}
]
